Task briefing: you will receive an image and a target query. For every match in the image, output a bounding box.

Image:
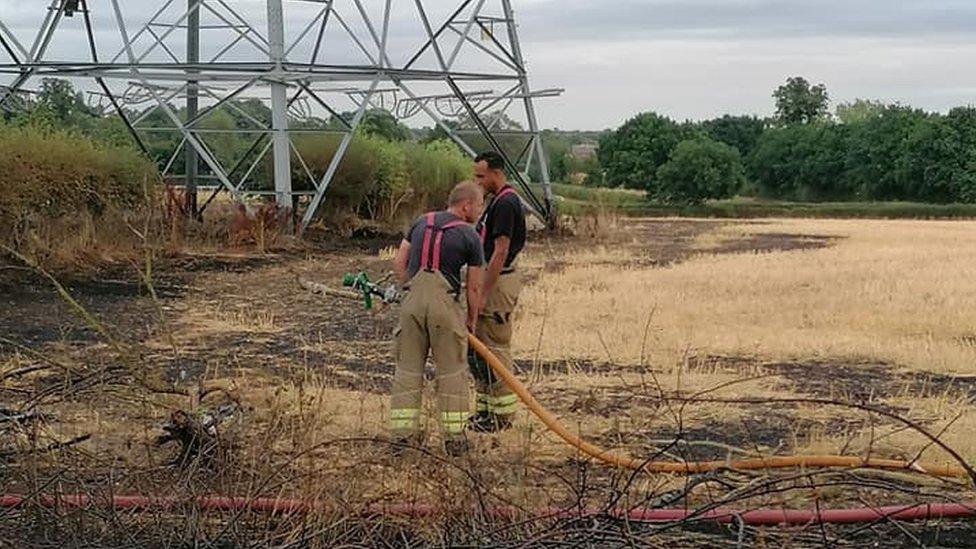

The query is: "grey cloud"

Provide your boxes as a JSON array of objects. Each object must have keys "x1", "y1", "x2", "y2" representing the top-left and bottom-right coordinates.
[
  {"x1": 516, "y1": 0, "x2": 976, "y2": 41},
  {"x1": 4, "y1": 1, "x2": 976, "y2": 129}
]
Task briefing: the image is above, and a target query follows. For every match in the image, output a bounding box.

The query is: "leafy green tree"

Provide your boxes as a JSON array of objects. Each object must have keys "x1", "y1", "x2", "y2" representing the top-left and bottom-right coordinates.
[
  {"x1": 198, "y1": 108, "x2": 246, "y2": 167},
  {"x1": 36, "y1": 78, "x2": 98, "y2": 128},
  {"x1": 748, "y1": 124, "x2": 851, "y2": 200},
  {"x1": 580, "y1": 156, "x2": 605, "y2": 187},
  {"x1": 533, "y1": 131, "x2": 571, "y2": 182},
  {"x1": 902, "y1": 107, "x2": 976, "y2": 203},
  {"x1": 11, "y1": 78, "x2": 94, "y2": 133},
  {"x1": 11, "y1": 102, "x2": 58, "y2": 130},
  {"x1": 699, "y1": 115, "x2": 767, "y2": 157},
  {"x1": 90, "y1": 115, "x2": 135, "y2": 148},
  {"x1": 420, "y1": 119, "x2": 461, "y2": 145},
  {"x1": 748, "y1": 104, "x2": 974, "y2": 203},
  {"x1": 598, "y1": 112, "x2": 689, "y2": 190},
  {"x1": 359, "y1": 110, "x2": 412, "y2": 141},
  {"x1": 457, "y1": 110, "x2": 524, "y2": 131},
  {"x1": 224, "y1": 98, "x2": 272, "y2": 127},
  {"x1": 836, "y1": 99, "x2": 886, "y2": 124},
  {"x1": 773, "y1": 76, "x2": 830, "y2": 125},
  {"x1": 329, "y1": 109, "x2": 412, "y2": 141},
  {"x1": 653, "y1": 138, "x2": 746, "y2": 204},
  {"x1": 843, "y1": 105, "x2": 930, "y2": 200},
  {"x1": 132, "y1": 105, "x2": 180, "y2": 165},
  {"x1": 944, "y1": 107, "x2": 976, "y2": 202}
]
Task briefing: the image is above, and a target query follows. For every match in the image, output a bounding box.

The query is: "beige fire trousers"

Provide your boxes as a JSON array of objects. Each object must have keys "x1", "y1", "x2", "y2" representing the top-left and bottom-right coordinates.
[
  {"x1": 390, "y1": 271, "x2": 470, "y2": 441},
  {"x1": 471, "y1": 270, "x2": 523, "y2": 419}
]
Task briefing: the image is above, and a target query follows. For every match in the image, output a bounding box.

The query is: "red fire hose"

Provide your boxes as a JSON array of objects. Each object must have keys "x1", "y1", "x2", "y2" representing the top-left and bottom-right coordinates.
[{"x1": 2, "y1": 494, "x2": 975, "y2": 526}]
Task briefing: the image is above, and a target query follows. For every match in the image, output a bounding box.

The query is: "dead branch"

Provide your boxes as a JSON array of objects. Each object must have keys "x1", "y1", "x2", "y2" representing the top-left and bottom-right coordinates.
[{"x1": 0, "y1": 434, "x2": 91, "y2": 459}]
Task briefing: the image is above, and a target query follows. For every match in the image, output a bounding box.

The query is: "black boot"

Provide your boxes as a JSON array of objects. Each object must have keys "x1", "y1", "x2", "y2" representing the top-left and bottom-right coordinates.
[
  {"x1": 467, "y1": 411, "x2": 496, "y2": 433},
  {"x1": 467, "y1": 410, "x2": 492, "y2": 430},
  {"x1": 467, "y1": 412, "x2": 513, "y2": 433},
  {"x1": 492, "y1": 414, "x2": 514, "y2": 432},
  {"x1": 444, "y1": 438, "x2": 470, "y2": 457}
]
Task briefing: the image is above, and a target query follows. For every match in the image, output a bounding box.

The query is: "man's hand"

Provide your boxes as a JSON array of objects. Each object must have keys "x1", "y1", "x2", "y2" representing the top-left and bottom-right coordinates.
[
  {"x1": 466, "y1": 266, "x2": 484, "y2": 332},
  {"x1": 483, "y1": 235, "x2": 510, "y2": 296}
]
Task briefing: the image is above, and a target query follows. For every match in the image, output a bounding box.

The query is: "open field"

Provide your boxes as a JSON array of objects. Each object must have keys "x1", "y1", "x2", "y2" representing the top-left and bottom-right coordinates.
[{"x1": 2, "y1": 217, "x2": 976, "y2": 546}]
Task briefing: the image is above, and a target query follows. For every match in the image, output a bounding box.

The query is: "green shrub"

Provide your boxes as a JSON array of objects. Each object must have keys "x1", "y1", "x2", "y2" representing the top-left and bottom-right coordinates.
[
  {"x1": 653, "y1": 138, "x2": 746, "y2": 205},
  {"x1": 401, "y1": 140, "x2": 472, "y2": 211},
  {"x1": 0, "y1": 125, "x2": 156, "y2": 228},
  {"x1": 292, "y1": 135, "x2": 471, "y2": 225},
  {"x1": 0, "y1": 124, "x2": 158, "y2": 267},
  {"x1": 291, "y1": 133, "x2": 380, "y2": 215}
]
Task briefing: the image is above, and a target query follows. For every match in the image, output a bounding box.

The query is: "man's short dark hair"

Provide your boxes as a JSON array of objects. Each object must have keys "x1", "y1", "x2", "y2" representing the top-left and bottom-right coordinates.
[{"x1": 474, "y1": 151, "x2": 506, "y2": 171}]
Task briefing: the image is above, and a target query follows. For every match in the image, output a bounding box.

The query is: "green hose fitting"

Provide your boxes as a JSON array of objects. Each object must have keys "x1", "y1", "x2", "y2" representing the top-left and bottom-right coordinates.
[{"x1": 342, "y1": 272, "x2": 374, "y2": 309}]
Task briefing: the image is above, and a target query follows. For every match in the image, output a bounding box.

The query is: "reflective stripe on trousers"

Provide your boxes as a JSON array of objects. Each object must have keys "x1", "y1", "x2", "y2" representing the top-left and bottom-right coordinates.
[
  {"x1": 441, "y1": 411, "x2": 469, "y2": 435},
  {"x1": 473, "y1": 392, "x2": 519, "y2": 415},
  {"x1": 391, "y1": 408, "x2": 421, "y2": 431}
]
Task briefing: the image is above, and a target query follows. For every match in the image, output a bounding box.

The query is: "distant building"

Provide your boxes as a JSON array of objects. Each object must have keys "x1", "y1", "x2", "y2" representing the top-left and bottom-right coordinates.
[{"x1": 571, "y1": 142, "x2": 598, "y2": 160}]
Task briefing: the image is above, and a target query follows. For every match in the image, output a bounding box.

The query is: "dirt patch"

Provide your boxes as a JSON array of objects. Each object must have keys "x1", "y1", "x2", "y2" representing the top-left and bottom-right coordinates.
[
  {"x1": 684, "y1": 355, "x2": 976, "y2": 405},
  {"x1": 0, "y1": 284, "x2": 159, "y2": 346},
  {"x1": 304, "y1": 226, "x2": 403, "y2": 255},
  {"x1": 587, "y1": 409, "x2": 869, "y2": 462},
  {"x1": 536, "y1": 219, "x2": 843, "y2": 275},
  {"x1": 760, "y1": 360, "x2": 976, "y2": 401},
  {"x1": 0, "y1": 256, "x2": 248, "y2": 348},
  {"x1": 763, "y1": 361, "x2": 897, "y2": 401},
  {"x1": 644, "y1": 414, "x2": 863, "y2": 461},
  {"x1": 536, "y1": 219, "x2": 724, "y2": 274},
  {"x1": 162, "y1": 253, "x2": 280, "y2": 274},
  {"x1": 711, "y1": 232, "x2": 840, "y2": 255}
]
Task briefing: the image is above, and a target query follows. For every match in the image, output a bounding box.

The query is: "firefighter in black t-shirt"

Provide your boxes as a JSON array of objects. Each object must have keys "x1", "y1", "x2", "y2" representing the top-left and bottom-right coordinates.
[{"x1": 469, "y1": 151, "x2": 527, "y2": 433}]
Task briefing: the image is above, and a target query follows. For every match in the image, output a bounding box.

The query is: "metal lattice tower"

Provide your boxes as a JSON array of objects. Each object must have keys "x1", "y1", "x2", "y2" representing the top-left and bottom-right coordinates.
[{"x1": 0, "y1": 0, "x2": 560, "y2": 233}]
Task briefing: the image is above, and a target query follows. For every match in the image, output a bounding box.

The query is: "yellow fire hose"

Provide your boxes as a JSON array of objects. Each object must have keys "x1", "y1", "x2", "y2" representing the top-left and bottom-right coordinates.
[
  {"x1": 467, "y1": 335, "x2": 969, "y2": 479},
  {"x1": 299, "y1": 275, "x2": 969, "y2": 480}
]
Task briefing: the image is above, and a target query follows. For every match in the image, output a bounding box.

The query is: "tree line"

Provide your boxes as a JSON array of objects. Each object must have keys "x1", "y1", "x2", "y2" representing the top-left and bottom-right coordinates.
[
  {"x1": 594, "y1": 77, "x2": 976, "y2": 204},
  {"x1": 13, "y1": 77, "x2": 976, "y2": 209}
]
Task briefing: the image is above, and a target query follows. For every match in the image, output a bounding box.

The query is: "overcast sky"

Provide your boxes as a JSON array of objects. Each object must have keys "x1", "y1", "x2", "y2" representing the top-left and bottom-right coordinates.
[
  {"x1": 4, "y1": 0, "x2": 976, "y2": 130},
  {"x1": 517, "y1": 0, "x2": 976, "y2": 129}
]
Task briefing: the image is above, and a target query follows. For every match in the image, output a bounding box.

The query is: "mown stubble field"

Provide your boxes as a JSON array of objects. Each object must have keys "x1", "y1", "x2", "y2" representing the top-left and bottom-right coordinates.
[{"x1": 1, "y1": 216, "x2": 975, "y2": 546}]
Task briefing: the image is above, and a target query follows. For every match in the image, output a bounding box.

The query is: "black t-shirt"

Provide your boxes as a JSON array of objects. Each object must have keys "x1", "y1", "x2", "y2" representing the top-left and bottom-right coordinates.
[
  {"x1": 404, "y1": 212, "x2": 485, "y2": 292},
  {"x1": 478, "y1": 185, "x2": 526, "y2": 268}
]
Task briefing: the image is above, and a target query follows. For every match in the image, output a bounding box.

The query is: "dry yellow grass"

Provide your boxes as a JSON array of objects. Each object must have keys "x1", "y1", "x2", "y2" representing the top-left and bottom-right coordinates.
[
  {"x1": 517, "y1": 218, "x2": 976, "y2": 374},
  {"x1": 13, "y1": 215, "x2": 976, "y2": 547},
  {"x1": 795, "y1": 393, "x2": 976, "y2": 472}
]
